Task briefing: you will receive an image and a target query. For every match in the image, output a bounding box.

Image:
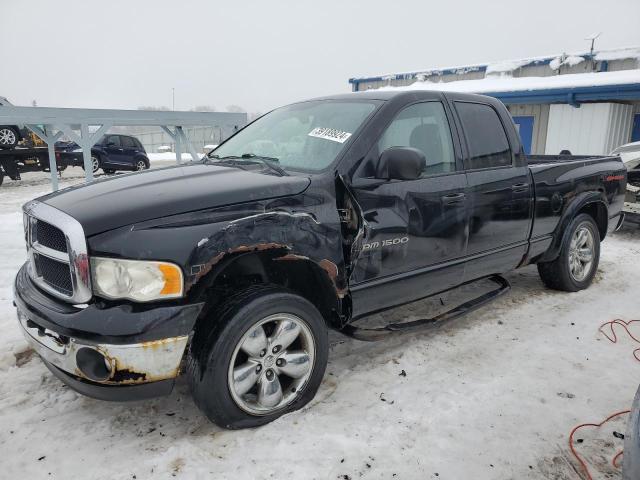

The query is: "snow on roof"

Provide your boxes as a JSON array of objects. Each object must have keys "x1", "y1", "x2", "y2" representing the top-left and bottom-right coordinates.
[
  {"x1": 485, "y1": 59, "x2": 531, "y2": 75},
  {"x1": 371, "y1": 69, "x2": 640, "y2": 94},
  {"x1": 595, "y1": 46, "x2": 640, "y2": 62},
  {"x1": 350, "y1": 46, "x2": 640, "y2": 82}
]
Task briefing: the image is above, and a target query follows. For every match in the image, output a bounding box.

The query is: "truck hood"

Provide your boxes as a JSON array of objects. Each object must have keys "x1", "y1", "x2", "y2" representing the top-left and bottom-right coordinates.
[{"x1": 39, "y1": 164, "x2": 311, "y2": 236}]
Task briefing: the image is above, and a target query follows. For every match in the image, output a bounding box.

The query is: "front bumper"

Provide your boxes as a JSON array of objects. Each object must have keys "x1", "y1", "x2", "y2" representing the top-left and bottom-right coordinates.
[{"x1": 14, "y1": 263, "x2": 204, "y2": 401}]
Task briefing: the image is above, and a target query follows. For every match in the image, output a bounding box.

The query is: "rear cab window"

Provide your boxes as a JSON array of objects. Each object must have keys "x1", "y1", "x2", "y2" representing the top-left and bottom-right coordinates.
[{"x1": 455, "y1": 102, "x2": 512, "y2": 170}]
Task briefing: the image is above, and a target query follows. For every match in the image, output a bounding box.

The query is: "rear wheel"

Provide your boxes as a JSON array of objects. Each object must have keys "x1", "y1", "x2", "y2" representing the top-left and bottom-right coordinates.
[
  {"x1": 187, "y1": 286, "x2": 328, "y2": 429},
  {"x1": 80, "y1": 156, "x2": 101, "y2": 174},
  {"x1": 0, "y1": 127, "x2": 18, "y2": 149},
  {"x1": 537, "y1": 213, "x2": 600, "y2": 291},
  {"x1": 104, "y1": 169, "x2": 116, "y2": 175}
]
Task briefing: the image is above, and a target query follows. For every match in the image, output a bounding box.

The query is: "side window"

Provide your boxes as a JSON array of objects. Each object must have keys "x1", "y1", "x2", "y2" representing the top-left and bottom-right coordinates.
[
  {"x1": 378, "y1": 102, "x2": 456, "y2": 176},
  {"x1": 455, "y1": 102, "x2": 512, "y2": 169},
  {"x1": 121, "y1": 136, "x2": 136, "y2": 148},
  {"x1": 105, "y1": 135, "x2": 121, "y2": 147}
]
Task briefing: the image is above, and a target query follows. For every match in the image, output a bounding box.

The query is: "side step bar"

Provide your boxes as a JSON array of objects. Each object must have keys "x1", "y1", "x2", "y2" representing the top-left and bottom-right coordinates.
[{"x1": 341, "y1": 275, "x2": 511, "y2": 341}]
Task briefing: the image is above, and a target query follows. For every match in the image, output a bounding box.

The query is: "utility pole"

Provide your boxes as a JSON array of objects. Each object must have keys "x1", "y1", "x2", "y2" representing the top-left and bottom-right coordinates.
[
  {"x1": 585, "y1": 33, "x2": 602, "y2": 71},
  {"x1": 172, "y1": 88, "x2": 175, "y2": 111}
]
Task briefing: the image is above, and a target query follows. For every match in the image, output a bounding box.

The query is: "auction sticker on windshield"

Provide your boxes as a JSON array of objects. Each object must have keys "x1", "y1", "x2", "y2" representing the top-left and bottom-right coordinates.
[{"x1": 308, "y1": 127, "x2": 352, "y2": 143}]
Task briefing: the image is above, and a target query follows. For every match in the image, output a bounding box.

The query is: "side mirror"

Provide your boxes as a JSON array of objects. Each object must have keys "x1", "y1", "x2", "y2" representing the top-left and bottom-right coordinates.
[{"x1": 376, "y1": 147, "x2": 425, "y2": 180}]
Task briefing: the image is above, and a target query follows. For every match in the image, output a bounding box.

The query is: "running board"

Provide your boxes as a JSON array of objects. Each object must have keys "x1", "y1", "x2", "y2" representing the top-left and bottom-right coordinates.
[{"x1": 341, "y1": 275, "x2": 511, "y2": 341}]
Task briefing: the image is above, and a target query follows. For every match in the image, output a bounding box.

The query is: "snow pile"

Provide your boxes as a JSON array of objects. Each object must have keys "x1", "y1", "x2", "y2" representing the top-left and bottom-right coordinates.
[
  {"x1": 485, "y1": 59, "x2": 531, "y2": 76},
  {"x1": 596, "y1": 46, "x2": 640, "y2": 62},
  {"x1": 372, "y1": 69, "x2": 640, "y2": 95},
  {"x1": 549, "y1": 54, "x2": 585, "y2": 70},
  {"x1": 147, "y1": 152, "x2": 204, "y2": 163}
]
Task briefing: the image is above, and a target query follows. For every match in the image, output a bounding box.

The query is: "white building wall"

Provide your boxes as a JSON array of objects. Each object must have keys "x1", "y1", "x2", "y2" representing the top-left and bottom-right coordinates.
[{"x1": 544, "y1": 103, "x2": 633, "y2": 155}]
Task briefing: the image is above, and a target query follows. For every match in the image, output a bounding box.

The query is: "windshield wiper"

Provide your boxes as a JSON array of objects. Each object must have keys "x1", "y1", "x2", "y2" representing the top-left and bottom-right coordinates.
[
  {"x1": 239, "y1": 153, "x2": 288, "y2": 176},
  {"x1": 208, "y1": 153, "x2": 288, "y2": 176}
]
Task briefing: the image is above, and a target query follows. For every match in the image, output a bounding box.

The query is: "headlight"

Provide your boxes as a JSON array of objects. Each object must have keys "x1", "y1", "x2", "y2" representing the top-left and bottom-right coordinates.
[{"x1": 91, "y1": 257, "x2": 183, "y2": 302}]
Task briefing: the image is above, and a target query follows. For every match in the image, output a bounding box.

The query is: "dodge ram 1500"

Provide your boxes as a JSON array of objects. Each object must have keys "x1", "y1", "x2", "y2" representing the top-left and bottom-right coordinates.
[{"x1": 14, "y1": 91, "x2": 626, "y2": 429}]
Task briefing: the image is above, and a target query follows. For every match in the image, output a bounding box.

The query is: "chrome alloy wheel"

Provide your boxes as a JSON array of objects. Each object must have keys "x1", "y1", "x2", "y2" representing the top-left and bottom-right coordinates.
[
  {"x1": 568, "y1": 224, "x2": 595, "y2": 282},
  {"x1": 136, "y1": 160, "x2": 146, "y2": 171},
  {"x1": 0, "y1": 128, "x2": 16, "y2": 146},
  {"x1": 91, "y1": 156, "x2": 100, "y2": 173},
  {"x1": 228, "y1": 313, "x2": 315, "y2": 415}
]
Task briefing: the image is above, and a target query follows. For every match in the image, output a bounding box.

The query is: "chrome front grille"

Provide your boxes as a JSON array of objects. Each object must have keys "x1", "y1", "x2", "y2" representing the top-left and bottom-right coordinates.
[
  {"x1": 23, "y1": 201, "x2": 92, "y2": 304},
  {"x1": 33, "y1": 220, "x2": 68, "y2": 253},
  {"x1": 33, "y1": 253, "x2": 74, "y2": 296}
]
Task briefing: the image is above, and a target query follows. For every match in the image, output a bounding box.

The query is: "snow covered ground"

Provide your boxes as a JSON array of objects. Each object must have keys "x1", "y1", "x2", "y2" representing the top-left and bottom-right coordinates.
[{"x1": 1, "y1": 172, "x2": 640, "y2": 479}]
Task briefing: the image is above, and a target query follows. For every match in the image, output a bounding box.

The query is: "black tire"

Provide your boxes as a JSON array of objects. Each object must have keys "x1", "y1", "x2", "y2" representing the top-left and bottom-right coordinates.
[
  {"x1": 537, "y1": 213, "x2": 600, "y2": 292},
  {"x1": 135, "y1": 159, "x2": 148, "y2": 171},
  {"x1": 0, "y1": 169, "x2": 4, "y2": 187},
  {"x1": 81, "y1": 155, "x2": 101, "y2": 173},
  {"x1": 0, "y1": 127, "x2": 19, "y2": 149},
  {"x1": 104, "y1": 169, "x2": 116, "y2": 175},
  {"x1": 187, "y1": 285, "x2": 329, "y2": 429}
]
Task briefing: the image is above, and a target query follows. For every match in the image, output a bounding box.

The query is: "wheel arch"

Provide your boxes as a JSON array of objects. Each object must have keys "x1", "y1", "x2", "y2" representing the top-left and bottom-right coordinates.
[
  {"x1": 134, "y1": 154, "x2": 149, "y2": 167},
  {"x1": 539, "y1": 191, "x2": 608, "y2": 263},
  {"x1": 188, "y1": 249, "x2": 344, "y2": 339}
]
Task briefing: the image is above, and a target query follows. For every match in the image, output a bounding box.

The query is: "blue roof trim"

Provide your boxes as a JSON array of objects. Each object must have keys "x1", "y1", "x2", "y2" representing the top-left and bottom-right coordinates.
[{"x1": 479, "y1": 83, "x2": 640, "y2": 105}]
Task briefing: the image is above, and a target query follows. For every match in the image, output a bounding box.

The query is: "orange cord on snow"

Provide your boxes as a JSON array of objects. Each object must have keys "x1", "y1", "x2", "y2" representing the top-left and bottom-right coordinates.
[
  {"x1": 566, "y1": 320, "x2": 639, "y2": 478},
  {"x1": 599, "y1": 319, "x2": 640, "y2": 361},
  {"x1": 612, "y1": 450, "x2": 624, "y2": 469},
  {"x1": 569, "y1": 410, "x2": 630, "y2": 480}
]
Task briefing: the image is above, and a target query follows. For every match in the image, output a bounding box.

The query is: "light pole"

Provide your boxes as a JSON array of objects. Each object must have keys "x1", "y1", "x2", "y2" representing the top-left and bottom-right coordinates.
[
  {"x1": 585, "y1": 32, "x2": 602, "y2": 71},
  {"x1": 172, "y1": 88, "x2": 175, "y2": 111}
]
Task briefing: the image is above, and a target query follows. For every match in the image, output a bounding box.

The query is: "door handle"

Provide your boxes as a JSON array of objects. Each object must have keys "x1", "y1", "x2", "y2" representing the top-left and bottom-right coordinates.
[
  {"x1": 511, "y1": 182, "x2": 529, "y2": 192},
  {"x1": 441, "y1": 192, "x2": 466, "y2": 204}
]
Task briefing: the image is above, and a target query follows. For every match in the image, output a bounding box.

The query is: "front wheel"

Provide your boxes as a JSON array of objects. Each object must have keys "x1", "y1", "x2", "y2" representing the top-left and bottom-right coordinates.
[
  {"x1": 187, "y1": 286, "x2": 329, "y2": 429},
  {"x1": 135, "y1": 159, "x2": 148, "y2": 171},
  {"x1": 537, "y1": 213, "x2": 600, "y2": 291}
]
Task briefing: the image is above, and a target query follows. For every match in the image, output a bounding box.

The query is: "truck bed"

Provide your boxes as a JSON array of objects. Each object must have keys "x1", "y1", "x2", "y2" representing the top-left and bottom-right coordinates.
[
  {"x1": 526, "y1": 154, "x2": 626, "y2": 242},
  {"x1": 526, "y1": 154, "x2": 619, "y2": 165}
]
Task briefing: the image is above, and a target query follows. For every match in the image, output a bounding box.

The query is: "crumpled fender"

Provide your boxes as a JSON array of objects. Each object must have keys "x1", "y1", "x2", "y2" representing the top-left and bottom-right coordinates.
[{"x1": 184, "y1": 210, "x2": 346, "y2": 297}]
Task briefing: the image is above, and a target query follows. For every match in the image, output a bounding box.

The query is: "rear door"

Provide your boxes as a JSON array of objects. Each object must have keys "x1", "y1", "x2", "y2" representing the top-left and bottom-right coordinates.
[
  {"x1": 349, "y1": 100, "x2": 469, "y2": 315},
  {"x1": 120, "y1": 136, "x2": 139, "y2": 169},
  {"x1": 452, "y1": 100, "x2": 531, "y2": 281}
]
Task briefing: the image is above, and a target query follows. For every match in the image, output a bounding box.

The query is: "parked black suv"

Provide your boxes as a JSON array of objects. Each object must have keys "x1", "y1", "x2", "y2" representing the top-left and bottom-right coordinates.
[{"x1": 61, "y1": 134, "x2": 150, "y2": 174}]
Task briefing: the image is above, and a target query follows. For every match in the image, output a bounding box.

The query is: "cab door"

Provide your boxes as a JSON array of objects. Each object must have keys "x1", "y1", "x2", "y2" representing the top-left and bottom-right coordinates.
[
  {"x1": 451, "y1": 101, "x2": 532, "y2": 281},
  {"x1": 348, "y1": 101, "x2": 469, "y2": 317}
]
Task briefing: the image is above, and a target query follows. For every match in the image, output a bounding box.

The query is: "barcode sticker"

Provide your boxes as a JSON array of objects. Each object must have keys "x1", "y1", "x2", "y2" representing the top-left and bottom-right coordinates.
[{"x1": 308, "y1": 127, "x2": 352, "y2": 144}]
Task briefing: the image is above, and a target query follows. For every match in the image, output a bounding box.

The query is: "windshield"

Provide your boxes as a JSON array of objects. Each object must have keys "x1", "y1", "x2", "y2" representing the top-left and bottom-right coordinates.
[{"x1": 210, "y1": 99, "x2": 380, "y2": 172}]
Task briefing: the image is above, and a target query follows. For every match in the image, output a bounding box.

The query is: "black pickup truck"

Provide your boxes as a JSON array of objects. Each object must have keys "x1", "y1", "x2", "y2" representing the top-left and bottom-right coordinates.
[{"x1": 14, "y1": 91, "x2": 626, "y2": 429}]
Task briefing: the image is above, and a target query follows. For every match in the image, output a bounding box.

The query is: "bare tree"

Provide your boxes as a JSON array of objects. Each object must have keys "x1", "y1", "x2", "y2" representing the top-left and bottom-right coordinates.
[
  {"x1": 191, "y1": 105, "x2": 217, "y2": 112},
  {"x1": 226, "y1": 105, "x2": 246, "y2": 113}
]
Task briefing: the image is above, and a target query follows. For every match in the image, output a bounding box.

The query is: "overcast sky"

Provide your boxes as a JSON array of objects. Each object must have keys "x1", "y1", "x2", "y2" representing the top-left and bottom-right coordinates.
[{"x1": 2, "y1": 0, "x2": 639, "y2": 114}]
